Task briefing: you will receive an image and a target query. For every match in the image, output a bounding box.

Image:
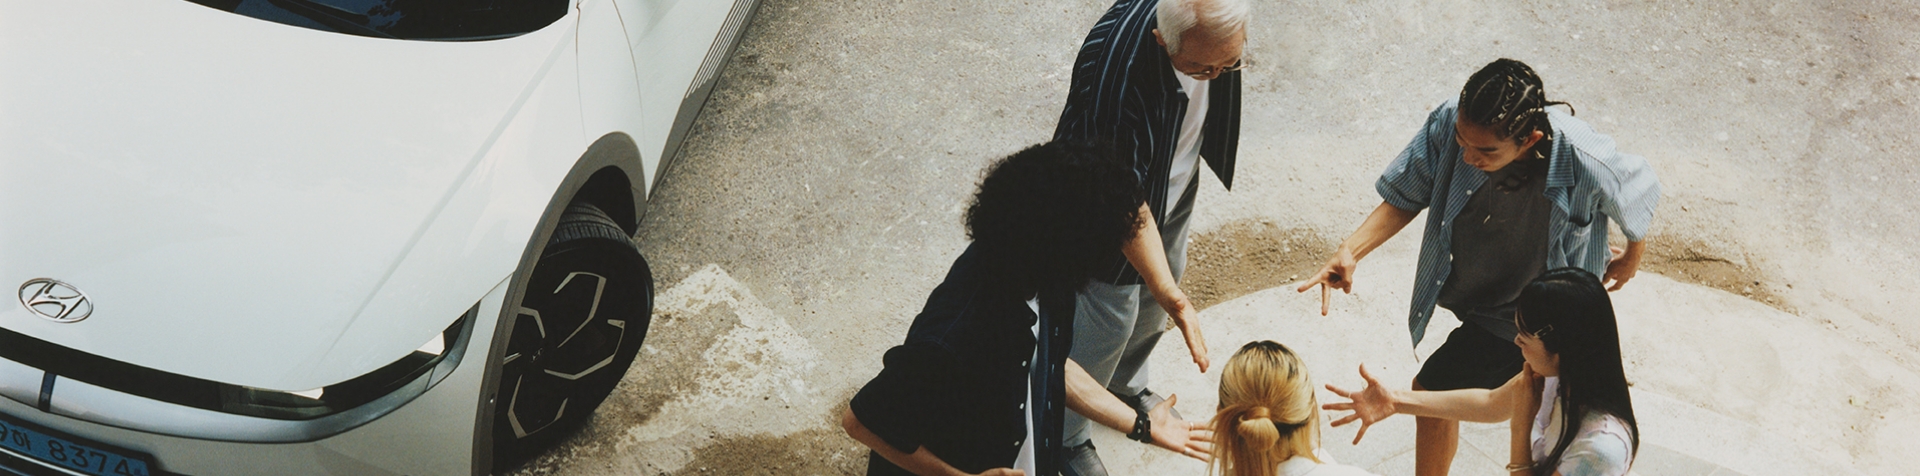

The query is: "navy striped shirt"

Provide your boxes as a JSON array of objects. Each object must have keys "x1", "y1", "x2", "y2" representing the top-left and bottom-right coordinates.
[
  {"x1": 1379, "y1": 99, "x2": 1661, "y2": 346},
  {"x1": 1055, "y1": 0, "x2": 1242, "y2": 285}
]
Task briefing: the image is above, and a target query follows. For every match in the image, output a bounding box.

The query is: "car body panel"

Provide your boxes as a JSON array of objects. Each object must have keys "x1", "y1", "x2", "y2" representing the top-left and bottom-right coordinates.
[
  {"x1": 0, "y1": 277, "x2": 509, "y2": 476},
  {"x1": 0, "y1": 0, "x2": 577, "y2": 391},
  {"x1": 620, "y1": 0, "x2": 743, "y2": 173}
]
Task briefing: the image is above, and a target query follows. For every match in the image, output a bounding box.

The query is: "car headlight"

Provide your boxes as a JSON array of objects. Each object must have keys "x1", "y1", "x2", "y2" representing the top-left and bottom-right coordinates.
[{"x1": 217, "y1": 306, "x2": 475, "y2": 420}]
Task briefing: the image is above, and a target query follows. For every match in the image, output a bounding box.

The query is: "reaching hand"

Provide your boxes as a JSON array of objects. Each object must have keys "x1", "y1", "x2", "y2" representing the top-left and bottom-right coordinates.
[
  {"x1": 1602, "y1": 244, "x2": 1643, "y2": 291},
  {"x1": 1321, "y1": 364, "x2": 1396, "y2": 444},
  {"x1": 976, "y1": 468, "x2": 1026, "y2": 476},
  {"x1": 1147, "y1": 394, "x2": 1215, "y2": 461},
  {"x1": 1156, "y1": 289, "x2": 1210, "y2": 373},
  {"x1": 1296, "y1": 248, "x2": 1358, "y2": 316}
]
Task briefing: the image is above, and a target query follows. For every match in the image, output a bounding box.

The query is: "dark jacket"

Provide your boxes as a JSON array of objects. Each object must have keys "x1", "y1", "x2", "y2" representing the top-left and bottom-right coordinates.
[
  {"x1": 1054, "y1": 0, "x2": 1243, "y2": 285},
  {"x1": 851, "y1": 243, "x2": 1076, "y2": 476}
]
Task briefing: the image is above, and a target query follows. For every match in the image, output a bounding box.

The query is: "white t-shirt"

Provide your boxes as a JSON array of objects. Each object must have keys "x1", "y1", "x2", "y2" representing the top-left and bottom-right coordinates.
[
  {"x1": 1530, "y1": 377, "x2": 1636, "y2": 476},
  {"x1": 1275, "y1": 450, "x2": 1380, "y2": 476},
  {"x1": 1167, "y1": 65, "x2": 1209, "y2": 206},
  {"x1": 1013, "y1": 298, "x2": 1042, "y2": 473}
]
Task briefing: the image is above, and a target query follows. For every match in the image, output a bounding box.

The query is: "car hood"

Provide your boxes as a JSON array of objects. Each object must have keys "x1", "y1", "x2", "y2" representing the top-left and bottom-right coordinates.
[{"x1": 0, "y1": 0, "x2": 577, "y2": 390}]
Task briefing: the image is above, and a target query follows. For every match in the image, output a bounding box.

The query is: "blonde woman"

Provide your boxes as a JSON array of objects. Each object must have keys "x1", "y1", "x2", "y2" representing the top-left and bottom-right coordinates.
[{"x1": 1211, "y1": 341, "x2": 1377, "y2": 476}]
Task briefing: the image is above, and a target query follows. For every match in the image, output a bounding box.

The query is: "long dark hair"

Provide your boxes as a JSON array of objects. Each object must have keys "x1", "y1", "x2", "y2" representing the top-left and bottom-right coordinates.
[
  {"x1": 1514, "y1": 267, "x2": 1639, "y2": 475},
  {"x1": 1459, "y1": 58, "x2": 1573, "y2": 155}
]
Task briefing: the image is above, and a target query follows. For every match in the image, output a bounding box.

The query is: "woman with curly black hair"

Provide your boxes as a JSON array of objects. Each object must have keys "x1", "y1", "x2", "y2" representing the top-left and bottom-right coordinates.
[
  {"x1": 1322, "y1": 268, "x2": 1640, "y2": 476},
  {"x1": 843, "y1": 140, "x2": 1215, "y2": 476}
]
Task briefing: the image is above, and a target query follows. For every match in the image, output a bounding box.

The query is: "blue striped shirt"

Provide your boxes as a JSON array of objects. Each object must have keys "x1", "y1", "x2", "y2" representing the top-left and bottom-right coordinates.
[{"x1": 1378, "y1": 99, "x2": 1661, "y2": 346}]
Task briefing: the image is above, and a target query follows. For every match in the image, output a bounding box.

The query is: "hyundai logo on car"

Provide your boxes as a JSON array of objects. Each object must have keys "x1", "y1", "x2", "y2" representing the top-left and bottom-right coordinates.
[{"x1": 18, "y1": 278, "x2": 92, "y2": 323}]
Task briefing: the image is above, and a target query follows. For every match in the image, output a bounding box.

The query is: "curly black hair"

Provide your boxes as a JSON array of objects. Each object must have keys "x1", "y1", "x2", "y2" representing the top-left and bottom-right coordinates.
[
  {"x1": 1459, "y1": 58, "x2": 1574, "y2": 150},
  {"x1": 965, "y1": 140, "x2": 1145, "y2": 296}
]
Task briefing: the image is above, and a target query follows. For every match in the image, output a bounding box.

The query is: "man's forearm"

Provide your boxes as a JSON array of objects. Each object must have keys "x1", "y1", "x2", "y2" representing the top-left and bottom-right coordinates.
[
  {"x1": 1340, "y1": 202, "x2": 1419, "y2": 261},
  {"x1": 1064, "y1": 359, "x2": 1141, "y2": 432},
  {"x1": 841, "y1": 409, "x2": 970, "y2": 476},
  {"x1": 1622, "y1": 240, "x2": 1647, "y2": 262},
  {"x1": 1122, "y1": 203, "x2": 1181, "y2": 296}
]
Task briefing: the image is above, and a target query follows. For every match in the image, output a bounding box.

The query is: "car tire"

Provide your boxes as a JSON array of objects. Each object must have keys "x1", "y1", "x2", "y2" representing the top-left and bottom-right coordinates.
[{"x1": 491, "y1": 201, "x2": 652, "y2": 469}]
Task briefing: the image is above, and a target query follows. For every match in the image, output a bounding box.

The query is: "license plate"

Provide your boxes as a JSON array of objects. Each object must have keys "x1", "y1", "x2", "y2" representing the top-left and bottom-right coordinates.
[{"x1": 0, "y1": 411, "x2": 154, "y2": 476}]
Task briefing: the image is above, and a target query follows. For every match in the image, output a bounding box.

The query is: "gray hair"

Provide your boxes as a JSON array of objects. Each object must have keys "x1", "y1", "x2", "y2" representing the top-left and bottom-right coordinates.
[{"x1": 1156, "y1": 0, "x2": 1250, "y2": 55}]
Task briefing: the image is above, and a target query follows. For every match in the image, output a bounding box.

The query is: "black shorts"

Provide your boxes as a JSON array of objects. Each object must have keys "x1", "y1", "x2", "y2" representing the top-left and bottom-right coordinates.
[{"x1": 1414, "y1": 324, "x2": 1524, "y2": 391}]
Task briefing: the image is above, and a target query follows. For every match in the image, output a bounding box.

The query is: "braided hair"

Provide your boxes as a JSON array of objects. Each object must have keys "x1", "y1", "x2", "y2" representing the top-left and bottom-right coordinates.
[{"x1": 1459, "y1": 58, "x2": 1574, "y2": 153}]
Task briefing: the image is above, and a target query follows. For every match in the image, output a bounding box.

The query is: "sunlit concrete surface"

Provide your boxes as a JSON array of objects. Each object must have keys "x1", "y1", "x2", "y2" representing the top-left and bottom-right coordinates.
[{"x1": 502, "y1": 0, "x2": 1920, "y2": 474}]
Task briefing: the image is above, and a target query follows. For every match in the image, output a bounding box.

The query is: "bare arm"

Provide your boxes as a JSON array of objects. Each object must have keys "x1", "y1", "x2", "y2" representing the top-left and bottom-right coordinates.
[
  {"x1": 1121, "y1": 203, "x2": 1208, "y2": 372},
  {"x1": 1064, "y1": 359, "x2": 1214, "y2": 460},
  {"x1": 1387, "y1": 372, "x2": 1526, "y2": 423},
  {"x1": 841, "y1": 408, "x2": 1020, "y2": 476},
  {"x1": 1507, "y1": 363, "x2": 1546, "y2": 474},
  {"x1": 1296, "y1": 202, "x2": 1420, "y2": 315},
  {"x1": 1321, "y1": 365, "x2": 1526, "y2": 444}
]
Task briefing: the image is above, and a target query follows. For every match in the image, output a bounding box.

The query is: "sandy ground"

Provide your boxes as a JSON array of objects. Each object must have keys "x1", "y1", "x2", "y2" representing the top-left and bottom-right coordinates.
[{"x1": 504, "y1": 0, "x2": 1920, "y2": 474}]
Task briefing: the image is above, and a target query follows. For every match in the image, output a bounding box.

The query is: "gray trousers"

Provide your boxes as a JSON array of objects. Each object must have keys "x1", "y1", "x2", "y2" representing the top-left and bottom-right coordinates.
[{"x1": 1063, "y1": 180, "x2": 1195, "y2": 446}]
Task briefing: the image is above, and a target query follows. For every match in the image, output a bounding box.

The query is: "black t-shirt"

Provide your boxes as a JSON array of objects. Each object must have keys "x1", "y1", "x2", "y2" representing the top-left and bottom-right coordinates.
[
  {"x1": 1438, "y1": 154, "x2": 1552, "y2": 339},
  {"x1": 850, "y1": 243, "x2": 1074, "y2": 475}
]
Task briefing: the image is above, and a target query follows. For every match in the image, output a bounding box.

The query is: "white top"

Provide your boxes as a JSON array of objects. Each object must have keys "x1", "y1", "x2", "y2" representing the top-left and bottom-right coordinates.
[
  {"x1": 1167, "y1": 64, "x2": 1210, "y2": 206},
  {"x1": 1275, "y1": 450, "x2": 1380, "y2": 476},
  {"x1": 1013, "y1": 298, "x2": 1042, "y2": 473},
  {"x1": 1530, "y1": 377, "x2": 1636, "y2": 476}
]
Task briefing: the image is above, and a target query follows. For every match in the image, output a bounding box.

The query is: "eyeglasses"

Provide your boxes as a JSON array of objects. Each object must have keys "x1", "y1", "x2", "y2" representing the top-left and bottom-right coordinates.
[{"x1": 1181, "y1": 58, "x2": 1248, "y2": 79}]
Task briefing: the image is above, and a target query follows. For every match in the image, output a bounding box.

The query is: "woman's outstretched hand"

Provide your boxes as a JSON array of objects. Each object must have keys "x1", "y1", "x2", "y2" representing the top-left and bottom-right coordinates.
[{"x1": 1321, "y1": 364, "x2": 1396, "y2": 444}]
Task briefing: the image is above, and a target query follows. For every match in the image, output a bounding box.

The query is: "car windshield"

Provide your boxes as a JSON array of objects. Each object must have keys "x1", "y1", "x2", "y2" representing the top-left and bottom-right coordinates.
[{"x1": 184, "y1": 0, "x2": 567, "y2": 41}]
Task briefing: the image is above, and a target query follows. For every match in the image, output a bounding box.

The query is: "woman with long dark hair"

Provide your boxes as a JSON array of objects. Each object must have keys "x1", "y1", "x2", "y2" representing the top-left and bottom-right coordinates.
[{"x1": 1321, "y1": 268, "x2": 1639, "y2": 475}]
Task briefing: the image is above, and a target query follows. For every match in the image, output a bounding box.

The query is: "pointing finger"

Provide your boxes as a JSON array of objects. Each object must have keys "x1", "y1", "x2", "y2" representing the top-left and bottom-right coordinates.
[{"x1": 1320, "y1": 283, "x2": 1329, "y2": 316}]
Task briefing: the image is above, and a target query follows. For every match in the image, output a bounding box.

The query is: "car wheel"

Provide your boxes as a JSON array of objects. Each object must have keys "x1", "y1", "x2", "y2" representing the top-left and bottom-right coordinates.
[{"x1": 491, "y1": 201, "x2": 652, "y2": 469}]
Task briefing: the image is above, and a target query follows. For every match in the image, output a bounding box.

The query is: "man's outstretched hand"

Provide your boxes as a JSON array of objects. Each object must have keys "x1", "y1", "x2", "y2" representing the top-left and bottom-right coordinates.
[
  {"x1": 1147, "y1": 394, "x2": 1215, "y2": 461},
  {"x1": 1320, "y1": 364, "x2": 1396, "y2": 444},
  {"x1": 1156, "y1": 288, "x2": 1210, "y2": 373},
  {"x1": 1296, "y1": 248, "x2": 1358, "y2": 316}
]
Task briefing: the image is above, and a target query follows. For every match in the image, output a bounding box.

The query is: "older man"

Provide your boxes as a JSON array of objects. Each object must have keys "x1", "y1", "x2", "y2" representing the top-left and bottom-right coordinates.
[{"x1": 1051, "y1": 0, "x2": 1248, "y2": 473}]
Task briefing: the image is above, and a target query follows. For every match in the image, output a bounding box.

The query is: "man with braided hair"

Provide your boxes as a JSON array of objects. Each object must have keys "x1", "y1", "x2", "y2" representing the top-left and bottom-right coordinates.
[{"x1": 1296, "y1": 58, "x2": 1661, "y2": 476}]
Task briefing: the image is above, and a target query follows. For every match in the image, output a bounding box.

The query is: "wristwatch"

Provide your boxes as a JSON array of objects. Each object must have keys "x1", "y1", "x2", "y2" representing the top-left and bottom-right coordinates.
[{"x1": 1127, "y1": 408, "x2": 1152, "y2": 443}]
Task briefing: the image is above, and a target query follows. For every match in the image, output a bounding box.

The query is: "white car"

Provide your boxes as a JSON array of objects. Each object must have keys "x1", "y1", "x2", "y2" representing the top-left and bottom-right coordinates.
[{"x1": 0, "y1": 0, "x2": 758, "y2": 473}]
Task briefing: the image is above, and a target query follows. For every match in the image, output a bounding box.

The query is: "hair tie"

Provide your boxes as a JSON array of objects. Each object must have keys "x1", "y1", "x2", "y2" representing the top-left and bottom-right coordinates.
[{"x1": 1272, "y1": 419, "x2": 1304, "y2": 433}]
